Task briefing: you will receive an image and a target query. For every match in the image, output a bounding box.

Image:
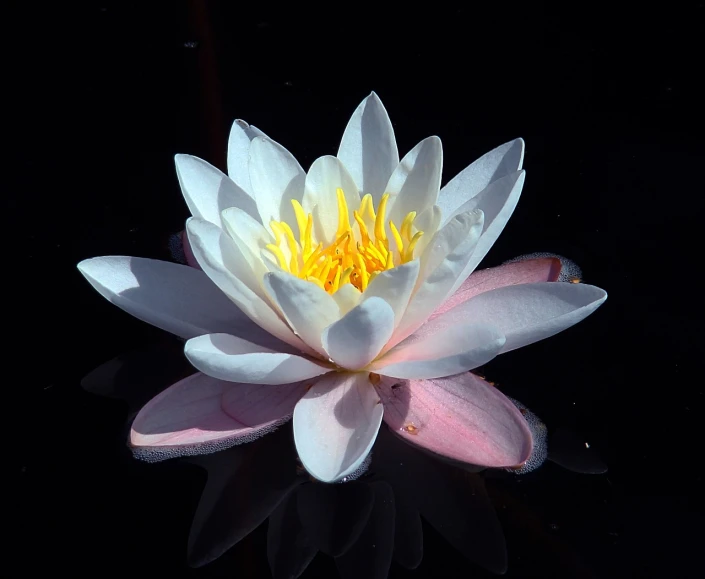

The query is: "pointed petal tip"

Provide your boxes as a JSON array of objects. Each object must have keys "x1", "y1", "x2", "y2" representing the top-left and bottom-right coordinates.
[
  {"x1": 506, "y1": 137, "x2": 525, "y2": 167},
  {"x1": 76, "y1": 257, "x2": 92, "y2": 273}
]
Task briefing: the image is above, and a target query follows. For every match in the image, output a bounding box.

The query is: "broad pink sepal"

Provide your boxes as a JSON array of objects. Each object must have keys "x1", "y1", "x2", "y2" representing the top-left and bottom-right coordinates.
[
  {"x1": 375, "y1": 373, "x2": 533, "y2": 468},
  {"x1": 130, "y1": 372, "x2": 307, "y2": 458}
]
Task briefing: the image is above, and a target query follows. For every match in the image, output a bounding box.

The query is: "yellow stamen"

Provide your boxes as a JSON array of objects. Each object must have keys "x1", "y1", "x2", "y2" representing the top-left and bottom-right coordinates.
[
  {"x1": 340, "y1": 267, "x2": 354, "y2": 286},
  {"x1": 389, "y1": 221, "x2": 404, "y2": 254},
  {"x1": 331, "y1": 267, "x2": 342, "y2": 292},
  {"x1": 336, "y1": 188, "x2": 351, "y2": 238},
  {"x1": 353, "y1": 210, "x2": 370, "y2": 245},
  {"x1": 269, "y1": 192, "x2": 425, "y2": 294},
  {"x1": 266, "y1": 244, "x2": 288, "y2": 270},
  {"x1": 361, "y1": 194, "x2": 375, "y2": 221},
  {"x1": 401, "y1": 211, "x2": 416, "y2": 243},
  {"x1": 302, "y1": 242, "x2": 323, "y2": 275},
  {"x1": 302, "y1": 215, "x2": 313, "y2": 258},
  {"x1": 291, "y1": 200, "x2": 307, "y2": 246},
  {"x1": 374, "y1": 193, "x2": 390, "y2": 242},
  {"x1": 270, "y1": 221, "x2": 283, "y2": 246},
  {"x1": 403, "y1": 231, "x2": 424, "y2": 262}
]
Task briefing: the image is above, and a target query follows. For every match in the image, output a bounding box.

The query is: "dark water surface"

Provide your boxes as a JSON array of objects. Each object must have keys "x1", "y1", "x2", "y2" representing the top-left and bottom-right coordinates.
[{"x1": 15, "y1": 3, "x2": 703, "y2": 577}]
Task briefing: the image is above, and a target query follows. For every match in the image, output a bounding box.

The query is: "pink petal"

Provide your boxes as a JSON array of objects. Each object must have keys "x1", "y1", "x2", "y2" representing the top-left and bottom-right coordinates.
[
  {"x1": 375, "y1": 373, "x2": 533, "y2": 468},
  {"x1": 430, "y1": 257, "x2": 561, "y2": 319},
  {"x1": 181, "y1": 229, "x2": 202, "y2": 270},
  {"x1": 130, "y1": 373, "x2": 307, "y2": 460}
]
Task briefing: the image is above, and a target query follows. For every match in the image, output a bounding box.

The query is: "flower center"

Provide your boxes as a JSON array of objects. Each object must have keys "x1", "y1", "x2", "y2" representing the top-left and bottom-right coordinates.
[{"x1": 266, "y1": 190, "x2": 424, "y2": 294}]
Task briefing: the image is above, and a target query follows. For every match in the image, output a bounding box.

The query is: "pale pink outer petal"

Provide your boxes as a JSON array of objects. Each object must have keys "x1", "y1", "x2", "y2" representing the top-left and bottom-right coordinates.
[
  {"x1": 430, "y1": 257, "x2": 561, "y2": 319},
  {"x1": 130, "y1": 373, "x2": 308, "y2": 460},
  {"x1": 375, "y1": 373, "x2": 533, "y2": 468}
]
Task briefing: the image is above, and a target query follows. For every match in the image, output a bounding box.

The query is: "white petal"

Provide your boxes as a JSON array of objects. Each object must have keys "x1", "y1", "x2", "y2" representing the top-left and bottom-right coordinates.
[
  {"x1": 435, "y1": 282, "x2": 607, "y2": 353},
  {"x1": 185, "y1": 334, "x2": 331, "y2": 384},
  {"x1": 362, "y1": 259, "x2": 419, "y2": 328},
  {"x1": 293, "y1": 372, "x2": 383, "y2": 483},
  {"x1": 448, "y1": 170, "x2": 525, "y2": 294},
  {"x1": 386, "y1": 136, "x2": 443, "y2": 226},
  {"x1": 332, "y1": 284, "x2": 361, "y2": 316},
  {"x1": 77, "y1": 256, "x2": 271, "y2": 342},
  {"x1": 221, "y1": 206, "x2": 272, "y2": 280},
  {"x1": 437, "y1": 138, "x2": 524, "y2": 222},
  {"x1": 227, "y1": 119, "x2": 265, "y2": 196},
  {"x1": 371, "y1": 323, "x2": 505, "y2": 379},
  {"x1": 175, "y1": 154, "x2": 260, "y2": 225},
  {"x1": 186, "y1": 218, "x2": 309, "y2": 352},
  {"x1": 248, "y1": 136, "x2": 306, "y2": 226},
  {"x1": 337, "y1": 92, "x2": 399, "y2": 203},
  {"x1": 321, "y1": 297, "x2": 395, "y2": 370},
  {"x1": 389, "y1": 209, "x2": 484, "y2": 349},
  {"x1": 263, "y1": 271, "x2": 340, "y2": 356},
  {"x1": 303, "y1": 155, "x2": 361, "y2": 245}
]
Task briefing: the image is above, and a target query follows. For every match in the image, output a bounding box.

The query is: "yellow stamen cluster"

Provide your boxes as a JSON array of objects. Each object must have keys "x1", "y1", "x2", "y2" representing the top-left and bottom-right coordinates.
[{"x1": 266, "y1": 189, "x2": 424, "y2": 294}]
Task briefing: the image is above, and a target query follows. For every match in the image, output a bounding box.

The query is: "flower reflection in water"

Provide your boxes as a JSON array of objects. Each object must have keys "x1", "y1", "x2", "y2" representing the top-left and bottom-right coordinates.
[{"x1": 82, "y1": 345, "x2": 606, "y2": 578}]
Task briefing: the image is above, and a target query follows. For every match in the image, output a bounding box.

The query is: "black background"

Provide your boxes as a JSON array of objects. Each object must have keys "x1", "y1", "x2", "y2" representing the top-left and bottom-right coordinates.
[{"x1": 15, "y1": 2, "x2": 704, "y2": 577}]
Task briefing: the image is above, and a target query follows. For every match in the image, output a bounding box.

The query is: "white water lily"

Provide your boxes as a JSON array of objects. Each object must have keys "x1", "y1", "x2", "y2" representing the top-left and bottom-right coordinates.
[{"x1": 78, "y1": 93, "x2": 607, "y2": 482}]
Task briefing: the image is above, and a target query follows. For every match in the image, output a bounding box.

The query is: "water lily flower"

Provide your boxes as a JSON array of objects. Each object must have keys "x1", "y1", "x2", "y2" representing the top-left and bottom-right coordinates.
[{"x1": 78, "y1": 93, "x2": 607, "y2": 483}]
